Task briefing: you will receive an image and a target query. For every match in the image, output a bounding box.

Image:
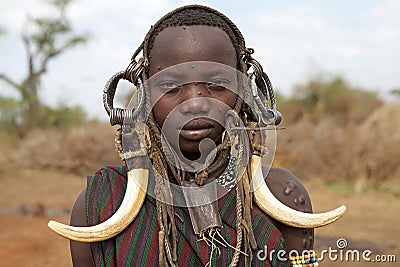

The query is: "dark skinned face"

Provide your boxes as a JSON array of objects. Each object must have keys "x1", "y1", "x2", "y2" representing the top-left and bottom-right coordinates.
[{"x1": 148, "y1": 25, "x2": 238, "y2": 161}]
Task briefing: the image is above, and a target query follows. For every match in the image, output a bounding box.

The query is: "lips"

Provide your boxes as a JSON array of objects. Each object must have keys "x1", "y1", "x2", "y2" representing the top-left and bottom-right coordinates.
[{"x1": 179, "y1": 119, "x2": 215, "y2": 140}]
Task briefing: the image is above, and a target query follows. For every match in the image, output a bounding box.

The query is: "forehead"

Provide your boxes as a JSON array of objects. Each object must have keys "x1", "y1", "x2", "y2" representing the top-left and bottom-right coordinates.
[{"x1": 148, "y1": 25, "x2": 237, "y2": 75}]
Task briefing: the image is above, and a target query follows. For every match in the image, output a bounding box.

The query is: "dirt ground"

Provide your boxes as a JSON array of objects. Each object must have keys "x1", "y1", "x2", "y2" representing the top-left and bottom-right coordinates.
[{"x1": 0, "y1": 164, "x2": 398, "y2": 267}]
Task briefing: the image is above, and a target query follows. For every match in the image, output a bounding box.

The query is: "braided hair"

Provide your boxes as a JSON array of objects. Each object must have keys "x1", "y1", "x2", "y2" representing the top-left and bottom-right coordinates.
[
  {"x1": 132, "y1": 5, "x2": 246, "y2": 64},
  {"x1": 123, "y1": 5, "x2": 273, "y2": 266}
]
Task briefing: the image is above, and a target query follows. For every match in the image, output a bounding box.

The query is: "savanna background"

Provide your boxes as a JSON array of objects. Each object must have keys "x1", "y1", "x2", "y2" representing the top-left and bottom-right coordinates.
[{"x1": 1, "y1": 0, "x2": 399, "y2": 266}]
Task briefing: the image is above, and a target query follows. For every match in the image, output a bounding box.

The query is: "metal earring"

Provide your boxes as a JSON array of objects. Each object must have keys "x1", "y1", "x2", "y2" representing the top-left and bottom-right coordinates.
[
  {"x1": 244, "y1": 51, "x2": 282, "y2": 125},
  {"x1": 103, "y1": 58, "x2": 146, "y2": 126}
]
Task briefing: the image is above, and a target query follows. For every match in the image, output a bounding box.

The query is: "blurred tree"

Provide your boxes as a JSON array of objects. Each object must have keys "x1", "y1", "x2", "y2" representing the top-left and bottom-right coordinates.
[
  {"x1": 40, "y1": 104, "x2": 86, "y2": 129},
  {"x1": 0, "y1": 0, "x2": 88, "y2": 136},
  {"x1": 276, "y1": 91, "x2": 307, "y2": 124},
  {"x1": 290, "y1": 75, "x2": 382, "y2": 125},
  {"x1": 0, "y1": 96, "x2": 22, "y2": 136},
  {"x1": 391, "y1": 88, "x2": 400, "y2": 97},
  {"x1": 0, "y1": 26, "x2": 6, "y2": 35}
]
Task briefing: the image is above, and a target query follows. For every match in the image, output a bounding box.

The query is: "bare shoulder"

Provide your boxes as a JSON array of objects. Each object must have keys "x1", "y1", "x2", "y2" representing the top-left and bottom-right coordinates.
[
  {"x1": 70, "y1": 188, "x2": 95, "y2": 267},
  {"x1": 265, "y1": 167, "x2": 312, "y2": 212},
  {"x1": 263, "y1": 167, "x2": 314, "y2": 252}
]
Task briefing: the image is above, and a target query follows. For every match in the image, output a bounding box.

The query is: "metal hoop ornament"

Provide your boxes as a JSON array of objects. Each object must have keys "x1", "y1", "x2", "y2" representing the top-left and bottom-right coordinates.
[
  {"x1": 103, "y1": 59, "x2": 146, "y2": 126},
  {"x1": 244, "y1": 53, "x2": 282, "y2": 126}
]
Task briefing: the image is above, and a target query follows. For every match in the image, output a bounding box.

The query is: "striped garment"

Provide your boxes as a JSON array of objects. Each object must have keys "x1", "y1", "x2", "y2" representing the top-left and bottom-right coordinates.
[{"x1": 86, "y1": 165, "x2": 290, "y2": 267}]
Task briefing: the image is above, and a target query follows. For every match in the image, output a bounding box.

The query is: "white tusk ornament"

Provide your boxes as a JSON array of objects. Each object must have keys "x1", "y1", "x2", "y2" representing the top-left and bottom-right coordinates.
[
  {"x1": 48, "y1": 168, "x2": 148, "y2": 242},
  {"x1": 251, "y1": 155, "x2": 346, "y2": 228}
]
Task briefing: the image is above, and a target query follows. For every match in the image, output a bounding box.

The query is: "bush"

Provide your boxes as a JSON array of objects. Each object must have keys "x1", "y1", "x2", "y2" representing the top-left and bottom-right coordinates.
[
  {"x1": 280, "y1": 75, "x2": 382, "y2": 125},
  {"x1": 39, "y1": 104, "x2": 86, "y2": 129},
  {"x1": 0, "y1": 96, "x2": 87, "y2": 136},
  {"x1": 12, "y1": 122, "x2": 121, "y2": 175},
  {"x1": 275, "y1": 102, "x2": 400, "y2": 187}
]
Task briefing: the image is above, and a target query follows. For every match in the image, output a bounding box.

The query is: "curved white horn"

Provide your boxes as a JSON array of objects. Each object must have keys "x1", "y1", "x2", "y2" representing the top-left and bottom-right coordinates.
[
  {"x1": 251, "y1": 155, "x2": 346, "y2": 228},
  {"x1": 48, "y1": 168, "x2": 148, "y2": 242}
]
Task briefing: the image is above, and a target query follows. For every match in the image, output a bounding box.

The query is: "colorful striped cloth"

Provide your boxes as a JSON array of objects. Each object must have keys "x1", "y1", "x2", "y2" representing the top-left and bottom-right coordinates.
[{"x1": 86, "y1": 165, "x2": 290, "y2": 267}]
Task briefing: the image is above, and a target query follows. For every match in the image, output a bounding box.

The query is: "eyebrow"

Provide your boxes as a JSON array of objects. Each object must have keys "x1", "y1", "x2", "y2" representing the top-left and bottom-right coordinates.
[
  {"x1": 155, "y1": 67, "x2": 234, "y2": 82},
  {"x1": 206, "y1": 70, "x2": 228, "y2": 77},
  {"x1": 162, "y1": 71, "x2": 185, "y2": 79}
]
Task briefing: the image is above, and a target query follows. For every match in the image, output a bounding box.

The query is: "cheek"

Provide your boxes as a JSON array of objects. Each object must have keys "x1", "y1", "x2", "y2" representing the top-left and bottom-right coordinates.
[
  {"x1": 151, "y1": 94, "x2": 182, "y2": 130},
  {"x1": 219, "y1": 90, "x2": 237, "y2": 109},
  {"x1": 152, "y1": 99, "x2": 169, "y2": 127},
  {"x1": 150, "y1": 86, "x2": 169, "y2": 126},
  {"x1": 228, "y1": 92, "x2": 237, "y2": 107}
]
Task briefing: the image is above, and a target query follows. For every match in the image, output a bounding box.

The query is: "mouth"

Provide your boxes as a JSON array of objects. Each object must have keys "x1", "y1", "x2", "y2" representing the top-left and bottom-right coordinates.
[{"x1": 179, "y1": 119, "x2": 215, "y2": 141}]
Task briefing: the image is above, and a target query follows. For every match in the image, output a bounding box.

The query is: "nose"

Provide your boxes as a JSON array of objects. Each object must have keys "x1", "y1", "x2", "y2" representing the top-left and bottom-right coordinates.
[{"x1": 179, "y1": 83, "x2": 210, "y2": 114}]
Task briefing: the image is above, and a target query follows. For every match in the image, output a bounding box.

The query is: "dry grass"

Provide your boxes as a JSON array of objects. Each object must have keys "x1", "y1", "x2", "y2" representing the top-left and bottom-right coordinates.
[
  {"x1": 275, "y1": 102, "x2": 400, "y2": 193},
  {"x1": 8, "y1": 121, "x2": 122, "y2": 175}
]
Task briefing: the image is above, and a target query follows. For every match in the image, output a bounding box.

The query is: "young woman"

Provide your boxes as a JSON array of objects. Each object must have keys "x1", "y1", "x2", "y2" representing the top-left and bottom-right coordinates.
[{"x1": 48, "y1": 5, "x2": 345, "y2": 267}]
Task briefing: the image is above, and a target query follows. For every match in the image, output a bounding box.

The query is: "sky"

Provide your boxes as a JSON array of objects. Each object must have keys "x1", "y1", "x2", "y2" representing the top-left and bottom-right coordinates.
[{"x1": 1, "y1": 0, "x2": 399, "y2": 119}]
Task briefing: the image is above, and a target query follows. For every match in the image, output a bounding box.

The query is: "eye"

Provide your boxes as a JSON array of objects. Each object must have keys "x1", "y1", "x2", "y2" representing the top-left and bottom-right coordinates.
[
  {"x1": 157, "y1": 80, "x2": 182, "y2": 93},
  {"x1": 206, "y1": 79, "x2": 230, "y2": 91}
]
